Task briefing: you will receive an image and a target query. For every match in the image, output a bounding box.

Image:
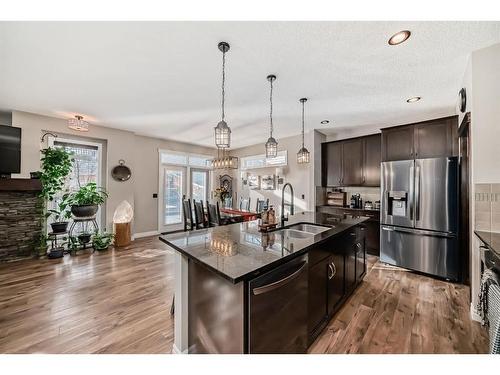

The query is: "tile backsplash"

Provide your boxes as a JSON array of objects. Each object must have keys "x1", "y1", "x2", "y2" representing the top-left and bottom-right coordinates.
[{"x1": 474, "y1": 183, "x2": 500, "y2": 233}]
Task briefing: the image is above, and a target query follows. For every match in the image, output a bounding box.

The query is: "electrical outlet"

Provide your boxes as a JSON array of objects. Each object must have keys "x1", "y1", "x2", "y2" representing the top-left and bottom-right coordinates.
[{"x1": 153, "y1": 193, "x2": 158, "y2": 198}]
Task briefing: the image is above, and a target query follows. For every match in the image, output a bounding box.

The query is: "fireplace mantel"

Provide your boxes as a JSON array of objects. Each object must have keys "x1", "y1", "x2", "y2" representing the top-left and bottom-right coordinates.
[{"x1": 0, "y1": 178, "x2": 42, "y2": 192}]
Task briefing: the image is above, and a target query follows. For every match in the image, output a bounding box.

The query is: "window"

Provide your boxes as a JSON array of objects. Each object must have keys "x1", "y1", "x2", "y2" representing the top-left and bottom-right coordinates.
[
  {"x1": 48, "y1": 137, "x2": 103, "y2": 229},
  {"x1": 160, "y1": 151, "x2": 212, "y2": 168},
  {"x1": 240, "y1": 150, "x2": 287, "y2": 170}
]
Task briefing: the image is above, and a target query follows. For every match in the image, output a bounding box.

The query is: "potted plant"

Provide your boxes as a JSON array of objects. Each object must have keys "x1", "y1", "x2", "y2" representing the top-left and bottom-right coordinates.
[
  {"x1": 68, "y1": 182, "x2": 108, "y2": 218},
  {"x1": 78, "y1": 232, "x2": 92, "y2": 245},
  {"x1": 92, "y1": 232, "x2": 115, "y2": 251},
  {"x1": 45, "y1": 194, "x2": 71, "y2": 233},
  {"x1": 35, "y1": 233, "x2": 49, "y2": 257}
]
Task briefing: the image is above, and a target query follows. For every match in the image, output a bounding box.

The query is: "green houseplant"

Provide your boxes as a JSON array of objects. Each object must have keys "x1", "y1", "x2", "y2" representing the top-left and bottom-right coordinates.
[
  {"x1": 45, "y1": 193, "x2": 71, "y2": 233},
  {"x1": 40, "y1": 147, "x2": 74, "y2": 202},
  {"x1": 92, "y1": 232, "x2": 115, "y2": 251},
  {"x1": 67, "y1": 182, "x2": 108, "y2": 218},
  {"x1": 35, "y1": 233, "x2": 49, "y2": 257}
]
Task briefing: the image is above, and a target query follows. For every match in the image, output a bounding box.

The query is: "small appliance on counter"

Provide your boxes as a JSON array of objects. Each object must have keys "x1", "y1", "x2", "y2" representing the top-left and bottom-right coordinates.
[
  {"x1": 350, "y1": 194, "x2": 362, "y2": 209},
  {"x1": 374, "y1": 200, "x2": 381, "y2": 210},
  {"x1": 326, "y1": 190, "x2": 346, "y2": 207},
  {"x1": 364, "y1": 201, "x2": 373, "y2": 210}
]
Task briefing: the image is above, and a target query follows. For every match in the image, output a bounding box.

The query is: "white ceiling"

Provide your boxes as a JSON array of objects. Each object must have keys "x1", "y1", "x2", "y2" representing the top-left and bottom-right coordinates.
[{"x1": 1, "y1": 21, "x2": 499, "y2": 149}]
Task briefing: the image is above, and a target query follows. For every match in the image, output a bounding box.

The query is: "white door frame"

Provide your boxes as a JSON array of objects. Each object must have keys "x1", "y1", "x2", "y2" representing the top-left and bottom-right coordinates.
[
  {"x1": 157, "y1": 149, "x2": 212, "y2": 233},
  {"x1": 159, "y1": 165, "x2": 187, "y2": 233}
]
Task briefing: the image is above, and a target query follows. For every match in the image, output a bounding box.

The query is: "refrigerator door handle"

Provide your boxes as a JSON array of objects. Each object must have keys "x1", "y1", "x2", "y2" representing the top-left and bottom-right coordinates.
[
  {"x1": 409, "y1": 163, "x2": 414, "y2": 221},
  {"x1": 383, "y1": 225, "x2": 455, "y2": 238},
  {"x1": 381, "y1": 226, "x2": 395, "y2": 231},
  {"x1": 415, "y1": 164, "x2": 421, "y2": 222}
]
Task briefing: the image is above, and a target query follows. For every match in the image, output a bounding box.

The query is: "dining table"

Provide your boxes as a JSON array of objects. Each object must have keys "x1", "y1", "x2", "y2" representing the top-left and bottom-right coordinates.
[{"x1": 219, "y1": 208, "x2": 261, "y2": 223}]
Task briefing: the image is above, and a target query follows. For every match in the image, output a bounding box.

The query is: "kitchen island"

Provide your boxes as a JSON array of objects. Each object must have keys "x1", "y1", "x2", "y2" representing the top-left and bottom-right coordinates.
[{"x1": 159, "y1": 211, "x2": 368, "y2": 354}]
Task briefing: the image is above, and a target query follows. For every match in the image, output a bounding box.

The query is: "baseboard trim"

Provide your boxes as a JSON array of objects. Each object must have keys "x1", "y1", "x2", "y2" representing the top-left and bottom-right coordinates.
[
  {"x1": 171, "y1": 343, "x2": 188, "y2": 354},
  {"x1": 133, "y1": 230, "x2": 160, "y2": 240},
  {"x1": 470, "y1": 302, "x2": 481, "y2": 322}
]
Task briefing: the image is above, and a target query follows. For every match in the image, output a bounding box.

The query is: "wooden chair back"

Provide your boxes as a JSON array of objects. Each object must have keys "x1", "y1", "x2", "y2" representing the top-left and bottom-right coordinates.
[
  {"x1": 182, "y1": 199, "x2": 194, "y2": 231},
  {"x1": 193, "y1": 200, "x2": 206, "y2": 229}
]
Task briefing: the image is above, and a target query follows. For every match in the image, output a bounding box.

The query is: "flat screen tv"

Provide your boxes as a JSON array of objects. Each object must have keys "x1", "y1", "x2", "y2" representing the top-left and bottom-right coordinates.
[{"x1": 0, "y1": 124, "x2": 21, "y2": 174}]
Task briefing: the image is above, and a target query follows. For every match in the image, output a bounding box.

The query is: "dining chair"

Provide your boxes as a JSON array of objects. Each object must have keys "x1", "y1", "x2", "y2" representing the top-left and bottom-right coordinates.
[
  {"x1": 207, "y1": 201, "x2": 222, "y2": 227},
  {"x1": 239, "y1": 197, "x2": 251, "y2": 211},
  {"x1": 255, "y1": 198, "x2": 269, "y2": 213},
  {"x1": 182, "y1": 199, "x2": 194, "y2": 231},
  {"x1": 193, "y1": 200, "x2": 207, "y2": 229}
]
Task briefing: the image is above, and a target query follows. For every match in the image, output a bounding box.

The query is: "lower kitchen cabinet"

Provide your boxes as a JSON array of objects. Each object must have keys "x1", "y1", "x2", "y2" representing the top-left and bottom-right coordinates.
[
  {"x1": 327, "y1": 252, "x2": 345, "y2": 315},
  {"x1": 307, "y1": 224, "x2": 366, "y2": 344},
  {"x1": 308, "y1": 259, "x2": 328, "y2": 337}
]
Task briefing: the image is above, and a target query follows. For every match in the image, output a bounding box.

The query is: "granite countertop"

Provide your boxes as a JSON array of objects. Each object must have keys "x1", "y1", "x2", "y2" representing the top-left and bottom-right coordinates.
[
  {"x1": 475, "y1": 230, "x2": 500, "y2": 260},
  {"x1": 159, "y1": 211, "x2": 368, "y2": 283}
]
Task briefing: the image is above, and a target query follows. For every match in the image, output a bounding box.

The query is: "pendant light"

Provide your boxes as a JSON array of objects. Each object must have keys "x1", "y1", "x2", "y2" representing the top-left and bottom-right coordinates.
[
  {"x1": 265, "y1": 74, "x2": 278, "y2": 158},
  {"x1": 214, "y1": 42, "x2": 231, "y2": 149},
  {"x1": 297, "y1": 98, "x2": 310, "y2": 164}
]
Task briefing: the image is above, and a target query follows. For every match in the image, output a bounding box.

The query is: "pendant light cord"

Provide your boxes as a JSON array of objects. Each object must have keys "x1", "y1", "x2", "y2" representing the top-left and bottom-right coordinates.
[
  {"x1": 301, "y1": 100, "x2": 305, "y2": 148},
  {"x1": 269, "y1": 78, "x2": 274, "y2": 138},
  {"x1": 221, "y1": 50, "x2": 226, "y2": 121}
]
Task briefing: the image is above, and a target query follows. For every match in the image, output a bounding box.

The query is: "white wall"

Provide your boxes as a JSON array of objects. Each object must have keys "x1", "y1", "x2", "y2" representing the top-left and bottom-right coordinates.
[
  {"x1": 12, "y1": 110, "x2": 216, "y2": 235},
  {"x1": 229, "y1": 133, "x2": 316, "y2": 215},
  {"x1": 461, "y1": 42, "x2": 500, "y2": 317}
]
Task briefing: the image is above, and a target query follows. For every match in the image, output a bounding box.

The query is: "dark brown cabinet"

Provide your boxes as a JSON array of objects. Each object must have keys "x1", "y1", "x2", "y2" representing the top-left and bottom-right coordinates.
[
  {"x1": 381, "y1": 116, "x2": 458, "y2": 162},
  {"x1": 381, "y1": 125, "x2": 414, "y2": 161},
  {"x1": 308, "y1": 259, "x2": 328, "y2": 337},
  {"x1": 322, "y1": 134, "x2": 381, "y2": 187},
  {"x1": 363, "y1": 134, "x2": 382, "y2": 186},
  {"x1": 327, "y1": 253, "x2": 345, "y2": 315},
  {"x1": 364, "y1": 217, "x2": 380, "y2": 256},
  {"x1": 307, "y1": 224, "x2": 366, "y2": 343},
  {"x1": 341, "y1": 138, "x2": 364, "y2": 186},
  {"x1": 323, "y1": 142, "x2": 342, "y2": 187}
]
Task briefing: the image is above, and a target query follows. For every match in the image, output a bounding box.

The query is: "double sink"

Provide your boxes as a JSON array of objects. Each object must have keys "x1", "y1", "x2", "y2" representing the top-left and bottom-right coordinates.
[{"x1": 276, "y1": 223, "x2": 332, "y2": 239}]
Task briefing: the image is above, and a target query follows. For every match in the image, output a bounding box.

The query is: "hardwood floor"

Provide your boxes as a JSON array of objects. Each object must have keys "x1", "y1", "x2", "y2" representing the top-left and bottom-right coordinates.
[
  {"x1": 309, "y1": 256, "x2": 489, "y2": 354},
  {"x1": 0, "y1": 236, "x2": 488, "y2": 354}
]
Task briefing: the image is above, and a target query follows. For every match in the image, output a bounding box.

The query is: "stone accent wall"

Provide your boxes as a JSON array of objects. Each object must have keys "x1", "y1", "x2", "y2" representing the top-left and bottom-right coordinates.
[{"x1": 0, "y1": 191, "x2": 43, "y2": 261}]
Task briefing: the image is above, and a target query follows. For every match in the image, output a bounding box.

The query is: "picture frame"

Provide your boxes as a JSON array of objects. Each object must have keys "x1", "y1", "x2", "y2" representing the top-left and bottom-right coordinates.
[
  {"x1": 248, "y1": 175, "x2": 260, "y2": 190},
  {"x1": 261, "y1": 174, "x2": 276, "y2": 190}
]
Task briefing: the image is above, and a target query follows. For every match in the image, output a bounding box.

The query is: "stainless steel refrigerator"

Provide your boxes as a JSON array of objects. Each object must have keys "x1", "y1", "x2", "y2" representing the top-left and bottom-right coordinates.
[{"x1": 380, "y1": 157, "x2": 459, "y2": 281}]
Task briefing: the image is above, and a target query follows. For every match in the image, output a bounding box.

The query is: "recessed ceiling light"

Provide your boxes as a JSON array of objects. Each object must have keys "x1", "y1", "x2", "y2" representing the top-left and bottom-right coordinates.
[
  {"x1": 406, "y1": 96, "x2": 421, "y2": 103},
  {"x1": 388, "y1": 30, "x2": 411, "y2": 45},
  {"x1": 320, "y1": 120, "x2": 330, "y2": 124}
]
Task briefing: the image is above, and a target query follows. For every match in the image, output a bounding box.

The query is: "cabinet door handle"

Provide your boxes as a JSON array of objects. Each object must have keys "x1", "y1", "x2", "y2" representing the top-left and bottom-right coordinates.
[{"x1": 328, "y1": 263, "x2": 336, "y2": 280}]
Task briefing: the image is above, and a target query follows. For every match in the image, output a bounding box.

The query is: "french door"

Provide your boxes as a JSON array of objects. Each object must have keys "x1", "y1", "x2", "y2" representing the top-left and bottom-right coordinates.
[{"x1": 160, "y1": 166, "x2": 187, "y2": 231}]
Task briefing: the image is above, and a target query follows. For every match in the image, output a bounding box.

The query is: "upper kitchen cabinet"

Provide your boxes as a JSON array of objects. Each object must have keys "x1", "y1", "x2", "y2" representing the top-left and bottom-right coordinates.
[
  {"x1": 363, "y1": 134, "x2": 382, "y2": 186},
  {"x1": 414, "y1": 117, "x2": 458, "y2": 159},
  {"x1": 381, "y1": 124, "x2": 414, "y2": 161},
  {"x1": 322, "y1": 133, "x2": 381, "y2": 187},
  {"x1": 381, "y1": 116, "x2": 458, "y2": 162},
  {"x1": 341, "y1": 138, "x2": 364, "y2": 186},
  {"x1": 323, "y1": 141, "x2": 343, "y2": 187}
]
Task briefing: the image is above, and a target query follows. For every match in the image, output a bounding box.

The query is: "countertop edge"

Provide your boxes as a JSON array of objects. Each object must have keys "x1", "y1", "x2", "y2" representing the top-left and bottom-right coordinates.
[{"x1": 159, "y1": 217, "x2": 369, "y2": 284}]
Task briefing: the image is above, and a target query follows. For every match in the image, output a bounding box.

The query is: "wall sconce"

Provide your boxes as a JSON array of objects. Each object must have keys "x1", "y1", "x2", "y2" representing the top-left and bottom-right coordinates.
[
  {"x1": 241, "y1": 171, "x2": 248, "y2": 185},
  {"x1": 275, "y1": 167, "x2": 284, "y2": 185}
]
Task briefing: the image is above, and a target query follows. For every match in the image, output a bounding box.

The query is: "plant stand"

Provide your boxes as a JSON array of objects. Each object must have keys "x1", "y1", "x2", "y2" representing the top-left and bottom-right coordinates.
[
  {"x1": 68, "y1": 216, "x2": 99, "y2": 253},
  {"x1": 47, "y1": 231, "x2": 67, "y2": 259}
]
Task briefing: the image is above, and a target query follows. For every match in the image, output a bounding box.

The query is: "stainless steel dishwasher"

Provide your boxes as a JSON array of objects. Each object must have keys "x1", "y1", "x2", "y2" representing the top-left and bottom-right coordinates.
[{"x1": 248, "y1": 254, "x2": 308, "y2": 353}]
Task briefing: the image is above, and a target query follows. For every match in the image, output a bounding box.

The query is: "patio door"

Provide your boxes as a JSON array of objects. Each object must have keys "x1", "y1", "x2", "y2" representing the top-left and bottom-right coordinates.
[{"x1": 160, "y1": 165, "x2": 187, "y2": 232}]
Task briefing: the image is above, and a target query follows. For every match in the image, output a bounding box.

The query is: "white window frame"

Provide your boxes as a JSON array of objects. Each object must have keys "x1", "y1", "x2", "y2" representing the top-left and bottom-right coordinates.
[
  {"x1": 158, "y1": 149, "x2": 213, "y2": 232},
  {"x1": 48, "y1": 135, "x2": 105, "y2": 229},
  {"x1": 240, "y1": 150, "x2": 288, "y2": 171}
]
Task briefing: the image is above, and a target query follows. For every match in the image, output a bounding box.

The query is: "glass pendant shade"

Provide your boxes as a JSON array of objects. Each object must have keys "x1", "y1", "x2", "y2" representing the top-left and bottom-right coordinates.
[
  {"x1": 215, "y1": 120, "x2": 231, "y2": 149},
  {"x1": 265, "y1": 136, "x2": 278, "y2": 158},
  {"x1": 211, "y1": 148, "x2": 238, "y2": 170},
  {"x1": 214, "y1": 42, "x2": 232, "y2": 148},
  {"x1": 297, "y1": 97, "x2": 310, "y2": 164},
  {"x1": 68, "y1": 115, "x2": 89, "y2": 132},
  {"x1": 297, "y1": 147, "x2": 310, "y2": 164}
]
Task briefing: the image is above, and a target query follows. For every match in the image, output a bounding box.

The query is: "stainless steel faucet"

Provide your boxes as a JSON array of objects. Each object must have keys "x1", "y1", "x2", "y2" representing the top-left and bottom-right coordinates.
[{"x1": 281, "y1": 182, "x2": 294, "y2": 226}]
